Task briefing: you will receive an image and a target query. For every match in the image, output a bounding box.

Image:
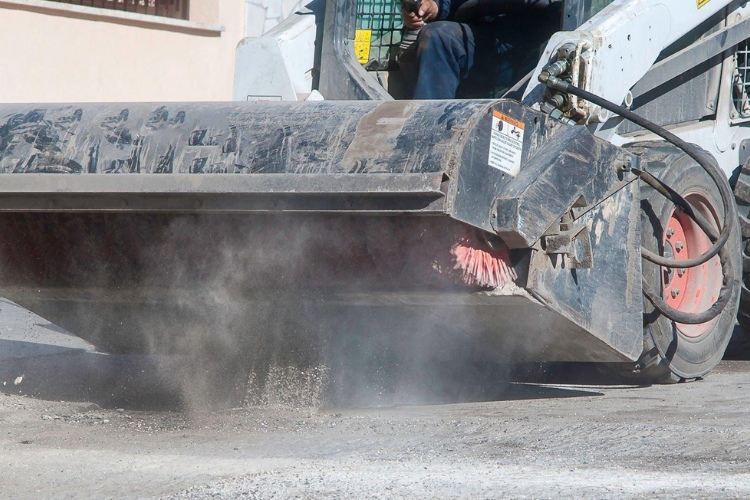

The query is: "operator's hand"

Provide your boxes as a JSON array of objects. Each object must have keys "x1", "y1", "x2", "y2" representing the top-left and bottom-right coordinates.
[{"x1": 402, "y1": 0, "x2": 438, "y2": 29}]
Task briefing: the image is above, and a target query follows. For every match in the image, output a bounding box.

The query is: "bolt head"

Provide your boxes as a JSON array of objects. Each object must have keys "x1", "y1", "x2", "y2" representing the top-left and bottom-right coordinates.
[
  {"x1": 671, "y1": 288, "x2": 681, "y2": 298},
  {"x1": 675, "y1": 241, "x2": 684, "y2": 251},
  {"x1": 666, "y1": 228, "x2": 675, "y2": 238},
  {"x1": 677, "y1": 268, "x2": 686, "y2": 276}
]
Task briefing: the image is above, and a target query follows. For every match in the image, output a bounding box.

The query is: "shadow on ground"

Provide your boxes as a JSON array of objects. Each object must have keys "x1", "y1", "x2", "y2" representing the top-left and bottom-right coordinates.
[
  {"x1": 0, "y1": 340, "x2": 608, "y2": 411},
  {"x1": 4, "y1": 325, "x2": 749, "y2": 412},
  {"x1": 1, "y1": 346, "x2": 186, "y2": 410}
]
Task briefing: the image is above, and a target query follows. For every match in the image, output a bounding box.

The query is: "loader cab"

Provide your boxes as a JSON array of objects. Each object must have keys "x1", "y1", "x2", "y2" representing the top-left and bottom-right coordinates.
[{"x1": 317, "y1": 0, "x2": 615, "y2": 100}]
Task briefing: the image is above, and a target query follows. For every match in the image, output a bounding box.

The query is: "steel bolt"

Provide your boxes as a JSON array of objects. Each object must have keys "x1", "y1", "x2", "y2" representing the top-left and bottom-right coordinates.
[
  {"x1": 666, "y1": 228, "x2": 675, "y2": 238},
  {"x1": 677, "y1": 268, "x2": 686, "y2": 277},
  {"x1": 675, "y1": 241, "x2": 684, "y2": 252},
  {"x1": 671, "y1": 288, "x2": 681, "y2": 298}
]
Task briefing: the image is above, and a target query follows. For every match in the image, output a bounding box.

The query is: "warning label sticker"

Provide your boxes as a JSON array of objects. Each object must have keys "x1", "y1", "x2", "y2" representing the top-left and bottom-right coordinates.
[
  {"x1": 354, "y1": 30, "x2": 372, "y2": 64},
  {"x1": 488, "y1": 110, "x2": 525, "y2": 176},
  {"x1": 696, "y1": 0, "x2": 711, "y2": 8}
]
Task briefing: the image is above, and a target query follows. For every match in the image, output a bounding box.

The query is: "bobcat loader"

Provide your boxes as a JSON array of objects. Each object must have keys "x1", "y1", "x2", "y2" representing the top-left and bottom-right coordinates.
[{"x1": 1, "y1": 0, "x2": 749, "y2": 386}]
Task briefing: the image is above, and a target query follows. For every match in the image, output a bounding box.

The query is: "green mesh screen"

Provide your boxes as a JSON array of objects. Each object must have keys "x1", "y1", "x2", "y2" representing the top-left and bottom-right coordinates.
[
  {"x1": 588, "y1": 0, "x2": 614, "y2": 18},
  {"x1": 561, "y1": 0, "x2": 614, "y2": 30},
  {"x1": 355, "y1": 0, "x2": 403, "y2": 70}
]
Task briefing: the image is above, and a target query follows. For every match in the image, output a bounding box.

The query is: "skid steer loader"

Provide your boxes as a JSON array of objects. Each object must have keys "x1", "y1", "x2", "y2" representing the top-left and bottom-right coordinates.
[{"x1": 0, "y1": 0, "x2": 749, "y2": 388}]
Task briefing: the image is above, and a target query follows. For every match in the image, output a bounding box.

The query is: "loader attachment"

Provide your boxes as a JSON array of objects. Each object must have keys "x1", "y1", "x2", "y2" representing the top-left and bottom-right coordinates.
[{"x1": 0, "y1": 99, "x2": 643, "y2": 369}]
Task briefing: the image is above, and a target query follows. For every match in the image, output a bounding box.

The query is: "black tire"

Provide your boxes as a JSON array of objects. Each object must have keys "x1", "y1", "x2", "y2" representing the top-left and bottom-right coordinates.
[
  {"x1": 605, "y1": 142, "x2": 741, "y2": 383},
  {"x1": 731, "y1": 157, "x2": 750, "y2": 333}
]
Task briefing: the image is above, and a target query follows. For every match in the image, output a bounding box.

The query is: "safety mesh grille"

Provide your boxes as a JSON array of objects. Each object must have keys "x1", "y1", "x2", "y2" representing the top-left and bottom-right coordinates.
[
  {"x1": 733, "y1": 39, "x2": 750, "y2": 118},
  {"x1": 588, "y1": 0, "x2": 615, "y2": 17},
  {"x1": 355, "y1": 0, "x2": 403, "y2": 70}
]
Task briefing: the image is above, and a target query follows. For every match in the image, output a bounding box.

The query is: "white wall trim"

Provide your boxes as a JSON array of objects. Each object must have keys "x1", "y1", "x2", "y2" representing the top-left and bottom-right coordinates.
[{"x1": 0, "y1": 0, "x2": 226, "y2": 36}]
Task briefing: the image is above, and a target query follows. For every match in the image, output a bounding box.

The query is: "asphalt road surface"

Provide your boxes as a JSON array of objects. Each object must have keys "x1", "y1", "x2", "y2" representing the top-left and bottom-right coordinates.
[{"x1": 1, "y1": 327, "x2": 750, "y2": 500}]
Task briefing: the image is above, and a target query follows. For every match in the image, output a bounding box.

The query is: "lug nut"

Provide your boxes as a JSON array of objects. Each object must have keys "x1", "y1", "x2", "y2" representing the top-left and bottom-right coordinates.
[
  {"x1": 677, "y1": 268, "x2": 686, "y2": 277},
  {"x1": 671, "y1": 288, "x2": 681, "y2": 298},
  {"x1": 666, "y1": 228, "x2": 675, "y2": 238},
  {"x1": 675, "y1": 241, "x2": 684, "y2": 252}
]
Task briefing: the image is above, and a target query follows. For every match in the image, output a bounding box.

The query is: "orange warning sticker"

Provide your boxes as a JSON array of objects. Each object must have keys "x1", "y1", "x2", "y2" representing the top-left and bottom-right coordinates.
[
  {"x1": 492, "y1": 110, "x2": 525, "y2": 130},
  {"x1": 488, "y1": 110, "x2": 525, "y2": 176},
  {"x1": 354, "y1": 30, "x2": 372, "y2": 64}
]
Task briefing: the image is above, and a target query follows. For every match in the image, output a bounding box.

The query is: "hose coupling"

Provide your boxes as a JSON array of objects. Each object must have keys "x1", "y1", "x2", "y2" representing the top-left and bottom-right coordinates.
[
  {"x1": 539, "y1": 59, "x2": 570, "y2": 84},
  {"x1": 541, "y1": 75, "x2": 570, "y2": 93}
]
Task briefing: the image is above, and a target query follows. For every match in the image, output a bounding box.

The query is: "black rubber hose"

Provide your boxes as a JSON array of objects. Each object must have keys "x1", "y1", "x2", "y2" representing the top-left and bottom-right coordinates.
[
  {"x1": 633, "y1": 167, "x2": 724, "y2": 269},
  {"x1": 641, "y1": 245, "x2": 734, "y2": 324},
  {"x1": 544, "y1": 76, "x2": 735, "y2": 270},
  {"x1": 542, "y1": 76, "x2": 736, "y2": 324},
  {"x1": 633, "y1": 168, "x2": 719, "y2": 242}
]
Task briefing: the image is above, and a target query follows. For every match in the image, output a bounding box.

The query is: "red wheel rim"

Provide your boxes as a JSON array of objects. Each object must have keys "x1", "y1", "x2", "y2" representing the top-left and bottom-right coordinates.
[{"x1": 661, "y1": 192, "x2": 723, "y2": 338}]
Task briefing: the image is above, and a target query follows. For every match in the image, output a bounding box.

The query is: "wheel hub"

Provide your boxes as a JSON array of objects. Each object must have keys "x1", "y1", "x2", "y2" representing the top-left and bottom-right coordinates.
[{"x1": 661, "y1": 193, "x2": 723, "y2": 338}]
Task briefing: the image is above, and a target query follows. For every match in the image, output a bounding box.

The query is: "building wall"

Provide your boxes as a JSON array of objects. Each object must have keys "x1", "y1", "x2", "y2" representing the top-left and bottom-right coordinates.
[
  {"x1": 245, "y1": 0, "x2": 305, "y2": 38},
  {"x1": 0, "y1": 0, "x2": 245, "y2": 103}
]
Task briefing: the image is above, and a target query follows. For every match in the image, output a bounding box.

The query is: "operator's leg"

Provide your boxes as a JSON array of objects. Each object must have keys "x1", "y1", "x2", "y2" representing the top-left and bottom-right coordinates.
[
  {"x1": 458, "y1": 13, "x2": 560, "y2": 98},
  {"x1": 399, "y1": 21, "x2": 476, "y2": 100},
  {"x1": 399, "y1": 13, "x2": 558, "y2": 99}
]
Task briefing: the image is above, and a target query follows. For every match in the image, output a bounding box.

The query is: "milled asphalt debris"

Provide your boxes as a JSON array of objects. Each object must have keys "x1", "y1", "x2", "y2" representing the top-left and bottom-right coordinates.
[{"x1": 1, "y1": 356, "x2": 749, "y2": 499}]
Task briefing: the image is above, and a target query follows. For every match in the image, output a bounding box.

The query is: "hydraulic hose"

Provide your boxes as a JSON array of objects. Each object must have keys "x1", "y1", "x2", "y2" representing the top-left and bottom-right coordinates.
[
  {"x1": 633, "y1": 167, "x2": 724, "y2": 268},
  {"x1": 540, "y1": 75, "x2": 737, "y2": 324},
  {"x1": 544, "y1": 76, "x2": 736, "y2": 269},
  {"x1": 642, "y1": 247, "x2": 734, "y2": 324}
]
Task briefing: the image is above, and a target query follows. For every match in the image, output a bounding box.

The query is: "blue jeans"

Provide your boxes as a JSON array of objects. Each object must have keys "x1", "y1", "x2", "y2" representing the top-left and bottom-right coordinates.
[{"x1": 399, "y1": 15, "x2": 558, "y2": 99}]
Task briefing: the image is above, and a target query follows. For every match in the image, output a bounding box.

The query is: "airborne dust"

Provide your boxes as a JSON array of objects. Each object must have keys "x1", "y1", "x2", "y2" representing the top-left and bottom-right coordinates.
[{"x1": 0, "y1": 212, "x2": 527, "y2": 411}]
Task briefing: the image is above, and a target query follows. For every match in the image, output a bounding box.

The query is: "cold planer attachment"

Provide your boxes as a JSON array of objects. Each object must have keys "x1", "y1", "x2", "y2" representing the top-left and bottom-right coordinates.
[{"x1": 0, "y1": 99, "x2": 643, "y2": 363}]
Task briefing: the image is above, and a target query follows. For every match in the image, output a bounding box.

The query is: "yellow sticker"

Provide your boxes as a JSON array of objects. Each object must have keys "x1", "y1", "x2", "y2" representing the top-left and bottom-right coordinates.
[
  {"x1": 697, "y1": 0, "x2": 710, "y2": 8},
  {"x1": 354, "y1": 30, "x2": 372, "y2": 64}
]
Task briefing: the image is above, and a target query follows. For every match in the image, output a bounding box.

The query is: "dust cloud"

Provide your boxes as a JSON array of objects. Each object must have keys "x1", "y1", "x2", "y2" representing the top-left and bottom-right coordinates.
[{"x1": 0, "y1": 212, "x2": 525, "y2": 411}]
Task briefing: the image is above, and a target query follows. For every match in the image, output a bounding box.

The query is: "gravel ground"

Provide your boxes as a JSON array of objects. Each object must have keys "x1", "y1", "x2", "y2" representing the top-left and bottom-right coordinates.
[{"x1": 2, "y1": 348, "x2": 750, "y2": 499}]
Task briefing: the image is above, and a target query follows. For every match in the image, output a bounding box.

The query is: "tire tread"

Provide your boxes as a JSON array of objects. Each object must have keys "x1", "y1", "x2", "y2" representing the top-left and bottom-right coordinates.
[
  {"x1": 734, "y1": 168, "x2": 750, "y2": 333},
  {"x1": 602, "y1": 141, "x2": 740, "y2": 383}
]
